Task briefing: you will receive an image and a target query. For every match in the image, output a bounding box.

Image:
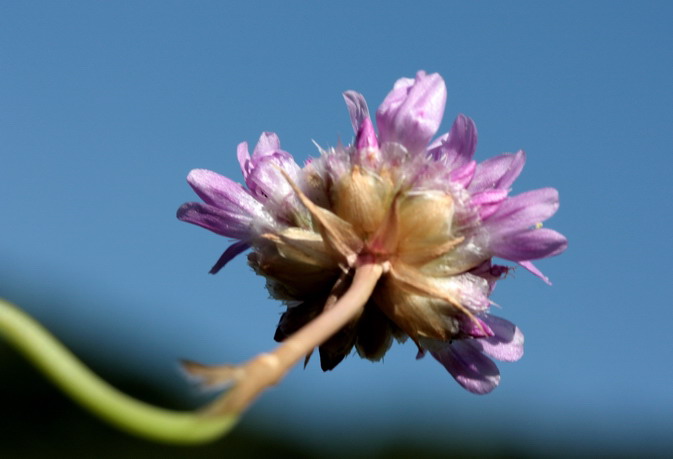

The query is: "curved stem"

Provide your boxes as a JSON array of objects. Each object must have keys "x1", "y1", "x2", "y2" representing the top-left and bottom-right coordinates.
[
  {"x1": 0, "y1": 298, "x2": 237, "y2": 444},
  {"x1": 0, "y1": 262, "x2": 383, "y2": 443}
]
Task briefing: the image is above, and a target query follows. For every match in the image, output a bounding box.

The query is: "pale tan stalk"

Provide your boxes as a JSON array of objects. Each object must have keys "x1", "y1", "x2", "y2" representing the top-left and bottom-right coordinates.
[{"x1": 204, "y1": 262, "x2": 383, "y2": 415}]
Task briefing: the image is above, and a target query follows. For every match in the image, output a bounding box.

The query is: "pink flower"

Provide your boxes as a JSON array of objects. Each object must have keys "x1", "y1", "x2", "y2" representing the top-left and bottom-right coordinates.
[{"x1": 178, "y1": 72, "x2": 566, "y2": 394}]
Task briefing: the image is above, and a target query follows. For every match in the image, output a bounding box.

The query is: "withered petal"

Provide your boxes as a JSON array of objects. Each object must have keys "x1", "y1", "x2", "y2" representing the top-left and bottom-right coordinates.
[
  {"x1": 319, "y1": 330, "x2": 356, "y2": 371},
  {"x1": 398, "y1": 235, "x2": 464, "y2": 266},
  {"x1": 279, "y1": 169, "x2": 363, "y2": 265},
  {"x1": 388, "y1": 262, "x2": 479, "y2": 326},
  {"x1": 262, "y1": 228, "x2": 335, "y2": 268},
  {"x1": 395, "y1": 191, "x2": 455, "y2": 249},
  {"x1": 274, "y1": 300, "x2": 323, "y2": 342},
  {"x1": 333, "y1": 166, "x2": 394, "y2": 238},
  {"x1": 355, "y1": 302, "x2": 395, "y2": 361},
  {"x1": 374, "y1": 276, "x2": 457, "y2": 342}
]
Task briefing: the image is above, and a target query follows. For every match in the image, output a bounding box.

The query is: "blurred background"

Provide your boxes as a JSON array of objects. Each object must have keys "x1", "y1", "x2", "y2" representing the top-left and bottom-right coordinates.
[{"x1": 2, "y1": 1, "x2": 672, "y2": 457}]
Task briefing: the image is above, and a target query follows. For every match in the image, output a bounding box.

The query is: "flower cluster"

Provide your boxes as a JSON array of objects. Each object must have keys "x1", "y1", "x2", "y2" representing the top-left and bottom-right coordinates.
[{"x1": 178, "y1": 71, "x2": 566, "y2": 394}]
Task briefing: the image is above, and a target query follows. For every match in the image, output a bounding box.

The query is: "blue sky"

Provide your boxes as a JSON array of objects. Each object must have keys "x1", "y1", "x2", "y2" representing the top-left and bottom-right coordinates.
[{"x1": 2, "y1": 1, "x2": 673, "y2": 454}]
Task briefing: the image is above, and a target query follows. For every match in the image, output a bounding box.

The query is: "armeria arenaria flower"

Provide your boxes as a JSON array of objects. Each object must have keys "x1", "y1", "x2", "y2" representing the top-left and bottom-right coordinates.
[{"x1": 177, "y1": 71, "x2": 566, "y2": 408}]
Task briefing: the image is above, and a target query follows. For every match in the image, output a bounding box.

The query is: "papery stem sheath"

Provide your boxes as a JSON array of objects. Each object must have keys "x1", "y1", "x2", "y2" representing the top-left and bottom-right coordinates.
[
  {"x1": 206, "y1": 261, "x2": 384, "y2": 415},
  {"x1": 0, "y1": 299, "x2": 237, "y2": 444}
]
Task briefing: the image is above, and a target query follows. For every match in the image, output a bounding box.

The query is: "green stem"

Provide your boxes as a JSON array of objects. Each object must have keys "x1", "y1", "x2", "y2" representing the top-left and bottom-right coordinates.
[
  {"x1": 0, "y1": 263, "x2": 382, "y2": 443},
  {"x1": 0, "y1": 298, "x2": 237, "y2": 444}
]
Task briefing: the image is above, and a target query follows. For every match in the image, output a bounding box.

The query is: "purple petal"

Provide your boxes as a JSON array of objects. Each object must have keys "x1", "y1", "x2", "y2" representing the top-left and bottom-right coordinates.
[
  {"x1": 472, "y1": 315, "x2": 524, "y2": 362},
  {"x1": 356, "y1": 117, "x2": 379, "y2": 150},
  {"x1": 428, "y1": 114, "x2": 478, "y2": 167},
  {"x1": 518, "y1": 260, "x2": 551, "y2": 285},
  {"x1": 237, "y1": 142, "x2": 252, "y2": 179},
  {"x1": 187, "y1": 169, "x2": 262, "y2": 216},
  {"x1": 428, "y1": 132, "x2": 449, "y2": 159},
  {"x1": 209, "y1": 240, "x2": 250, "y2": 274},
  {"x1": 252, "y1": 132, "x2": 281, "y2": 160},
  {"x1": 469, "y1": 150, "x2": 526, "y2": 192},
  {"x1": 460, "y1": 317, "x2": 495, "y2": 338},
  {"x1": 470, "y1": 189, "x2": 509, "y2": 220},
  {"x1": 177, "y1": 202, "x2": 253, "y2": 240},
  {"x1": 376, "y1": 71, "x2": 447, "y2": 154},
  {"x1": 449, "y1": 160, "x2": 476, "y2": 188},
  {"x1": 343, "y1": 90, "x2": 370, "y2": 134},
  {"x1": 491, "y1": 227, "x2": 568, "y2": 261},
  {"x1": 245, "y1": 151, "x2": 301, "y2": 203},
  {"x1": 450, "y1": 273, "x2": 492, "y2": 312},
  {"x1": 431, "y1": 341, "x2": 500, "y2": 394},
  {"x1": 469, "y1": 261, "x2": 510, "y2": 293},
  {"x1": 486, "y1": 188, "x2": 560, "y2": 231}
]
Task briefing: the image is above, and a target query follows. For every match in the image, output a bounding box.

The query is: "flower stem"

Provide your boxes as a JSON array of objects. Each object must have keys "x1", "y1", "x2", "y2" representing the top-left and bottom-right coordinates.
[
  {"x1": 204, "y1": 261, "x2": 384, "y2": 415},
  {"x1": 0, "y1": 298, "x2": 237, "y2": 444},
  {"x1": 0, "y1": 263, "x2": 382, "y2": 442}
]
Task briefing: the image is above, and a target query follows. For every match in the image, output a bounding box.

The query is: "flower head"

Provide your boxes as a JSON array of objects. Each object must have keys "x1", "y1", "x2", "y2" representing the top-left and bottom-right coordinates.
[{"x1": 178, "y1": 71, "x2": 566, "y2": 395}]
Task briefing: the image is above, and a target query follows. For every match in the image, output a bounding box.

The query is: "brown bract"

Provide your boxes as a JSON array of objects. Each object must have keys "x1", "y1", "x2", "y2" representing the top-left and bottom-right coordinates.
[{"x1": 259, "y1": 167, "x2": 478, "y2": 370}]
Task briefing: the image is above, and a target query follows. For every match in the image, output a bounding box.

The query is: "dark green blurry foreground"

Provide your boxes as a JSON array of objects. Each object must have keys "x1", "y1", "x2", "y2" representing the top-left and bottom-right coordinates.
[
  {"x1": 1, "y1": 285, "x2": 671, "y2": 458},
  {"x1": 0, "y1": 336, "x2": 533, "y2": 459}
]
